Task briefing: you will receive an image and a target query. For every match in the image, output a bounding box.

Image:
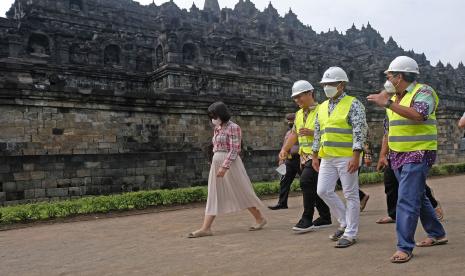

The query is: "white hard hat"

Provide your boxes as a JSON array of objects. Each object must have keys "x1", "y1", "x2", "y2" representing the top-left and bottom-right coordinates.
[
  {"x1": 320, "y1": 67, "x2": 349, "y2": 84},
  {"x1": 384, "y1": 56, "x2": 420, "y2": 74},
  {"x1": 291, "y1": 80, "x2": 314, "y2": 98}
]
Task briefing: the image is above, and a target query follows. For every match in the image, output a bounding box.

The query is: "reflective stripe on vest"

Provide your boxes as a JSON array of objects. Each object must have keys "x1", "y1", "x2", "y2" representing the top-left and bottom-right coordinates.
[
  {"x1": 387, "y1": 83, "x2": 439, "y2": 152},
  {"x1": 318, "y1": 95, "x2": 355, "y2": 158},
  {"x1": 294, "y1": 105, "x2": 319, "y2": 154}
]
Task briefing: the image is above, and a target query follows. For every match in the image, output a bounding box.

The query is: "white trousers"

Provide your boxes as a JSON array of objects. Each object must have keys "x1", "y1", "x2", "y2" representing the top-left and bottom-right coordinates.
[{"x1": 317, "y1": 157, "x2": 360, "y2": 238}]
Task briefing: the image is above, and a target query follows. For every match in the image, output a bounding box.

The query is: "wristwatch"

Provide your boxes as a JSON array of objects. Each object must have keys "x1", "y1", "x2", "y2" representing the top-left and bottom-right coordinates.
[{"x1": 384, "y1": 99, "x2": 393, "y2": 109}]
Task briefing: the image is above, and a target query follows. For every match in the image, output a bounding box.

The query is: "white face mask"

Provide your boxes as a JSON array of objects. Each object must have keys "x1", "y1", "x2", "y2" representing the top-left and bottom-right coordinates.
[
  {"x1": 324, "y1": 85, "x2": 338, "y2": 98},
  {"x1": 211, "y1": 118, "x2": 222, "y2": 126},
  {"x1": 384, "y1": 80, "x2": 397, "y2": 94}
]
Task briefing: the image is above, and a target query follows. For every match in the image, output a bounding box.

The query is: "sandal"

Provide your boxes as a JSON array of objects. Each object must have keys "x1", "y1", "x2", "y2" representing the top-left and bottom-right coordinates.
[
  {"x1": 390, "y1": 251, "x2": 413, "y2": 263},
  {"x1": 187, "y1": 230, "x2": 213, "y2": 238},
  {"x1": 416, "y1": 237, "x2": 448, "y2": 247},
  {"x1": 249, "y1": 219, "x2": 267, "y2": 231},
  {"x1": 376, "y1": 217, "x2": 395, "y2": 224},
  {"x1": 335, "y1": 236, "x2": 357, "y2": 248}
]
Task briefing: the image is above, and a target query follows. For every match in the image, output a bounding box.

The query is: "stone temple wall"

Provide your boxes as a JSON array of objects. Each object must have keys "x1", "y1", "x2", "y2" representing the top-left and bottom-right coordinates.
[{"x1": 0, "y1": 0, "x2": 465, "y2": 205}]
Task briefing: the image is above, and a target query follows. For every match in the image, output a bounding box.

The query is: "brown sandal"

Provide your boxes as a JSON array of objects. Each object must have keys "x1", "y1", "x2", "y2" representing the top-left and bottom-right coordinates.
[
  {"x1": 376, "y1": 217, "x2": 395, "y2": 224},
  {"x1": 416, "y1": 237, "x2": 448, "y2": 247},
  {"x1": 390, "y1": 251, "x2": 413, "y2": 263}
]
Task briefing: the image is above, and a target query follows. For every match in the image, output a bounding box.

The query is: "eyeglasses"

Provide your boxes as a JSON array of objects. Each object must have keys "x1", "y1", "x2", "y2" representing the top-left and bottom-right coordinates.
[{"x1": 386, "y1": 74, "x2": 399, "y2": 81}]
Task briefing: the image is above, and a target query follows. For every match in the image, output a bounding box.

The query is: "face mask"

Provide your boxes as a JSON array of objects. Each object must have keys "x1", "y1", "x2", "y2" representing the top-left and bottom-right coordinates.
[
  {"x1": 324, "y1": 85, "x2": 338, "y2": 98},
  {"x1": 384, "y1": 80, "x2": 397, "y2": 94},
  {"x1": 211, "y1": 118, "x2": 222, "y2": 126}
]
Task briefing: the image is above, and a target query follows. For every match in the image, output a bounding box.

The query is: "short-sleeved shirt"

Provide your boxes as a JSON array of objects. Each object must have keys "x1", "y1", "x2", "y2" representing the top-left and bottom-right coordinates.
[{"x1": 384, "y1": 82, "x2": 437, "y2": 170}]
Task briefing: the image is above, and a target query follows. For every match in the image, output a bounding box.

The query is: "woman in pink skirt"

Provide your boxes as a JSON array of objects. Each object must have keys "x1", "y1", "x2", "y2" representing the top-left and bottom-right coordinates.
[{"x1": 188, "y1": 102, "x2": 267, "y2": 238}]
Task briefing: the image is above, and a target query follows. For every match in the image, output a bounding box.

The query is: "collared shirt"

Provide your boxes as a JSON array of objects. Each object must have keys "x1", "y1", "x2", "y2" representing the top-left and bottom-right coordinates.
[
  {"x1": 291, "y1": 104, "x2": 317, "y2": 165},
  {"x1": 312, "y1": 92, "x2": 368, "y2": 153},
  {"x1": 383, "y1": 82, "x2": 437, "y2": 170},
  {"x1": 212, "y1": 120, "x2": 241, "y2": 169}
]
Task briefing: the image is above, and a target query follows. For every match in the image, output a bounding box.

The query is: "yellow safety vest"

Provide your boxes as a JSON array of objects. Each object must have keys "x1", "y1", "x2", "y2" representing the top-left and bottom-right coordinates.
[
  {"x1": 294, "y1": 105, "x2": 319, "y2": 154},
  {"x1": 318, "y1": 95, "x2": 355, "y2": 158},
  {"x1": 387, "y1": 83, "x2": 439, "y2": 152}
]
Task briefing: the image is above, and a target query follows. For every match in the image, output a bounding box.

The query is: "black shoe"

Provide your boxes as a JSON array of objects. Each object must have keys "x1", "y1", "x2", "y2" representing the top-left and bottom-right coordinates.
[
  {"x1": 329, "y1": 227, "x2": 346, "y2": 241},
  {"x1": 268, "y1": 204, "x2": 288, "y2": 210},
  {"x1": 312, "y1": 217, "x2": 332, "y2": 229},
  {"x1": 292, "y1": 219, "x2": 314, "y2": 233},
  {"x1": 335, "y1": 236, "x2": 357, "y2": 248}
]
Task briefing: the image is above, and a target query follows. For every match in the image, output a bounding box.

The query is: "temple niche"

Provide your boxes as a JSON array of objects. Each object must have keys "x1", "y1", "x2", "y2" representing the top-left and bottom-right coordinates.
[
  {"x1": 69, "y1": 0, "x2": 83, "y2": 11},
  {"x1": 104, "y1": 45, "x2": 121, "y2": 67},
  {"x1": 236, "y1": 51, "x2": 248, "y2": 68},
  {"x1": 280, "y1": 59, "x2": 290, "y2": 74},
  {"x1": 27, "y1": 33, "x2": 50, "y2": 57},
  {"x1": 182, "y1": 43, "x2": 197, "y2": 63},
  {"x1": 136, "y1": 49, "x2": 154, "y2": 72}
]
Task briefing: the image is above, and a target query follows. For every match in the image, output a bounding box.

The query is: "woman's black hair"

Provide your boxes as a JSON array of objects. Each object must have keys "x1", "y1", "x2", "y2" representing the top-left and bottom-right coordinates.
[{"x1": 208, "y1": 102, "x2": 231, "y2": 122}]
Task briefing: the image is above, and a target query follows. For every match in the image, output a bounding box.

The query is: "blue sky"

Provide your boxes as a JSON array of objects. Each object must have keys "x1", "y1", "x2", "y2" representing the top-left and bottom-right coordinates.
[{"x1": 1, "y1": 0, "x2": 463, "y2": 67}]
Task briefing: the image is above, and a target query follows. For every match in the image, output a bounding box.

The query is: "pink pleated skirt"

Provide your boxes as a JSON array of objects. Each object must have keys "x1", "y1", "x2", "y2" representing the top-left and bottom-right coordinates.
[{"x1": 205, "y1": 152, "x2": 265, "y2": 215}]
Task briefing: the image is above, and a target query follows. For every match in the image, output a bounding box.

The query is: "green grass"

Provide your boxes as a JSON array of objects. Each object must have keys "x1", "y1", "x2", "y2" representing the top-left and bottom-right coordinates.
[{"x1": 1, "y1": 162, "x2": 464, "y2": 225}]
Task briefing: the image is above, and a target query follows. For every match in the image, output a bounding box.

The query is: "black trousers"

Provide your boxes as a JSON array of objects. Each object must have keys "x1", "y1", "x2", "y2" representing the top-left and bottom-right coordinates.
[
  {"x1": 300, "y1": 160, "x2": 331, "y2": 223},
  {"x1": 276, "y1": 156, "x2": 301, "y2": 207},
  {"x1": 384, "y1": 162, "x2": 439, "y2": 220}
]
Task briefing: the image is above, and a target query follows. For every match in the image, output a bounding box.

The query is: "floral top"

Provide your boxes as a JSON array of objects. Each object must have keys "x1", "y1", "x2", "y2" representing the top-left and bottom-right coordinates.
[
  {"x1": 212, "y1": 120, "x2": 241, "y2": 169},
  {"x1": 384, "y1": 82, "x2": 437, "y2": 170},
  {"x1": 312, "y1": 92, "x2": 368, "y2": 153}
]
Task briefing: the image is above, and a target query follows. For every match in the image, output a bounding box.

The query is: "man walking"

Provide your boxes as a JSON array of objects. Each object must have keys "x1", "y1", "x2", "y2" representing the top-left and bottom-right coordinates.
[
  {"x1": 367, "y1": 56, "x2": 447, "y2": 263},
  {"x1": 278, "y1": 80, "x2": 332, "y2": 233},
  {"x1": 269, "y1": 113, "x2": 300, "y2": 210},
  {"x1": 312, "y1": 67, "x2": 368, "y2": 248}
]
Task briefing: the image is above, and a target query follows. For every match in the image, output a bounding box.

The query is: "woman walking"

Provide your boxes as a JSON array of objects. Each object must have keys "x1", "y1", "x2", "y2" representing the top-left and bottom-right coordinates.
[{"x1": 188, "y1": 102, "x2": 267, "y2": 238}]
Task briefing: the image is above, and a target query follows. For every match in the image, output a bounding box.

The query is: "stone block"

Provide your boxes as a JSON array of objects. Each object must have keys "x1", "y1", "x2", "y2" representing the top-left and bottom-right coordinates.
[
  {"x1": 23, "y1": 163, "x2": 35, "y2": 171},
  {"x1": 135, "y1": 176, "x2": 146, "y2": 185},
  {"x1": 30, "y1": 171, "x2": 46, "y2": 180},
  {"x1": 69, "y1": 187, "x2": 82, "y2": 196},
  {"x1": 24, "y1": 189, "x2": 36, "y2": 199},
  {"x1": 17, "y1": 73, "x2": 33, "y2": 84},
  {"x1": 0, "y1": 165, "x2": 10, "y2": 173},
  {"x1": 76, "y1": 169, "x2": 91, "y2": 177},
  {"x1": 42, "y1": 179, "x2": 57, "y2": 189},
  {"x1": 57, "y1": 179, "x2": 71, "y2": 188},
  {"x1": 98, "y1": 143, "x2": 111, "y2": 149},
  {"x1": 84, "y1": 162, "x2": 101, "y2": 169},
  {"x1": 46, "y1": 188, "x2": 68, "y2": 197},
  {"x1": 142, "y1": 167, "x2": 164, "y2": 175},
  {"x1": 2, "y1": 182, "x2": 16, "y2": 192},
  {"x1": 71, "y1": 178, "x2": 84, "y2": 186},
  {"x1": 13, "y1": 172, "x2": 31, "y2": 181}
]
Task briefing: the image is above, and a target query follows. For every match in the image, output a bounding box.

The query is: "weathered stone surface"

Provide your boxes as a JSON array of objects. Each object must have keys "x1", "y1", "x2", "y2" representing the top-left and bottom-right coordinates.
[{"x1": 0, "y1": 0, "x2": 464, "y2": 205}]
